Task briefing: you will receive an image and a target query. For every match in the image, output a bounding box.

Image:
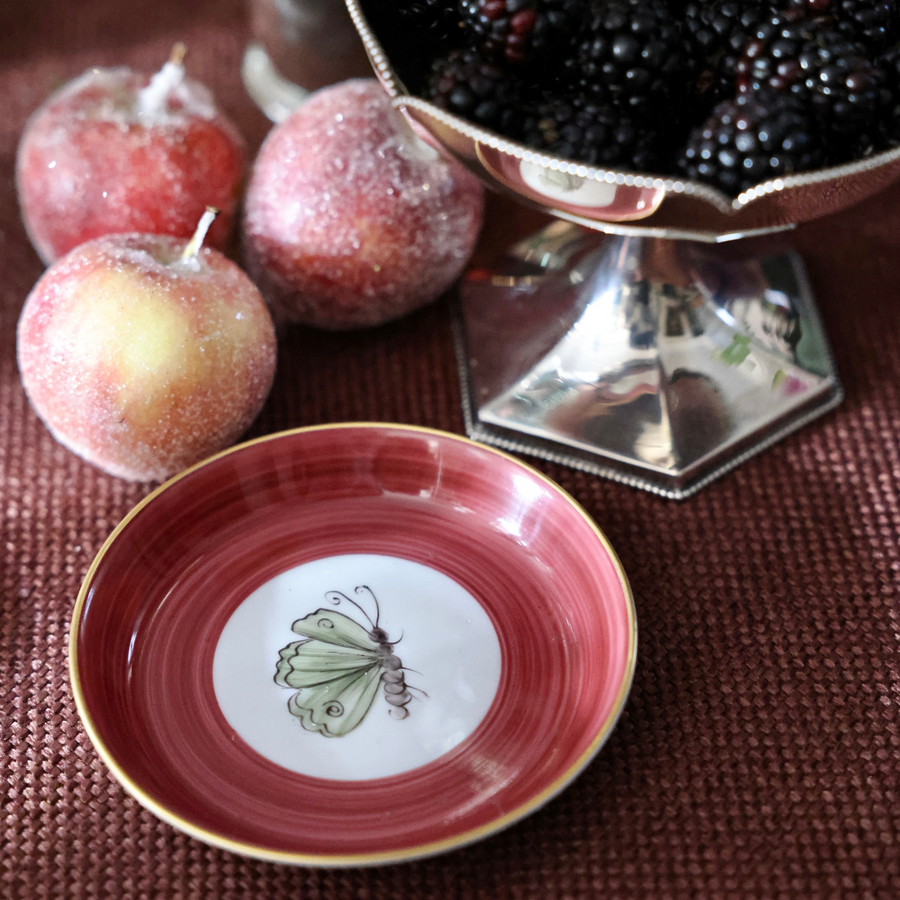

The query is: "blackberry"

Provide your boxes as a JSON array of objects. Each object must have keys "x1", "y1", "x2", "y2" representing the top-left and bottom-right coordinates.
[
  {"x1": 867, "y1": 41, "x2": 900, "y2": 147},
  {"x1": 458, "y1": 0, "x2": 589, "y2": 66},
  {"x1": 520, "y1": 94, "x2": 663, "y2": 168},
  {"x1": 361, "y1": 0, "x2": 464, "y2": 90},
  {"x1": 425, "y1": 47, "x2": 528, "y2": 135},
  {"x1": 732, "y1": 11, "x2": 817, "y2": 95},
  {"x1": 366, "y1": 0, "x2": 900, "y2": 184},
  {"x1": 798, "y1": 23, "x2": 890, "y2": 136},
  {"x1": 676, "y1": 89, "x2": 825, "y2": 193},
  {"x1": 783, "y1": 0, "x2": 897, "y2": 51},
  {"x1": 736, "y1": 14, "x2": 889, "y2": 138},
  {"x1": 836, "y1": 0, "x2": 897, "y2": 50},
  {"x1": 567, "y1": 0, "x2": 697, "y2": 118},
  {"x1": 400, "y1": 0, "x2": 466, "y2": 46},
  {"x1": 683, "y1": 0, "x2": 780, "y2": 101}
]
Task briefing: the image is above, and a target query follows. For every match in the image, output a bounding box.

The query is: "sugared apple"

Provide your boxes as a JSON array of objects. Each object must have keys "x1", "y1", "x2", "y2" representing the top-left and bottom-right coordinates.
[
  {"x1": 17, "y1": 211, "x2": 277, "y2": 481},
  {"x1": 243, "y1": 78, "x2": 484, "y2": 330},
  {"x1": 16, "y1": 45, "x2": 246, "y2": 265}
]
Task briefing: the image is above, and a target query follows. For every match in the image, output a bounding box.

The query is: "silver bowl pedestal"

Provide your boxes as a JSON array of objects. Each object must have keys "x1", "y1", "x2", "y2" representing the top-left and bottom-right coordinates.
[
  {"x1": 346, "y1": 0, "x2": 900, "y2": 497},
  {"x1": 456, "y1": 224, "x2": 840, "y2": 497}
]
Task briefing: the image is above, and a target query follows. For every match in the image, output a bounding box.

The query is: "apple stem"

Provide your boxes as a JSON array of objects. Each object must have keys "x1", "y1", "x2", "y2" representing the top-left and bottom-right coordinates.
[
  {"x1": 181, "y1": 207, "x2": 219, "y2": 262},
  {"x1": 169, "y1": 43, "x2": 187, "y2": 67},
  {"x1": 137, "y1": 43, "x2": 187, "y2": 119}
]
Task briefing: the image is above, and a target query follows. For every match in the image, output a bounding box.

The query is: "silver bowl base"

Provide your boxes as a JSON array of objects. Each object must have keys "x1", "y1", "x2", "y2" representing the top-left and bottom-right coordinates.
[{"x1": 454, "y1": 224, "x2": 843, "y2": 499}]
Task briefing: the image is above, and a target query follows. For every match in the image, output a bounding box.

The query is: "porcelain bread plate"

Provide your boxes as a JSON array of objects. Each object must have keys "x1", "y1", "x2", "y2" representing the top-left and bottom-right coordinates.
[{"x1": 70, "y1": 424, "x2": 636, "y2": 865}]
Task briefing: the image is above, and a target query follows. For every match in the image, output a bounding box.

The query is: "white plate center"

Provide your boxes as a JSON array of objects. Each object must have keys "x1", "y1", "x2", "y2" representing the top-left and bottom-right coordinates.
[{"x1": 212, "y1": 554, "x2": 502, "y2": 780}]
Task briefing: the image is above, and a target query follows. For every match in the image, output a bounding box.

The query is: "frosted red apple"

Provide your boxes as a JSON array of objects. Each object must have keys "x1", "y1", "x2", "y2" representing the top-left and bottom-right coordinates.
[
  {"x1": 17, "y1": 224, "x2": 277, "y2": 482},
  {"x1": 16, "y1": 50, "x2": 245, "y2": 264},
  {"x1": 243, "y1": 78, "x2": 484, "y2": 330}
]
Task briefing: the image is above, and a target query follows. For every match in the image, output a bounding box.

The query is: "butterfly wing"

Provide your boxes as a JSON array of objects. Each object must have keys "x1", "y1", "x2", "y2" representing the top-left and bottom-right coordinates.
[
  {"x1": 275, "y1": 639, "x2": 379, "y2": 688},
  {"x1": 286, "y1": 664, "x2": 383, "y2": 737},
  {"x1": 277, "y1": 608, "x2": 387, "y2": 736},
  {"x1": 291, "y1": 609, "x2": 379, "y2": 652}
]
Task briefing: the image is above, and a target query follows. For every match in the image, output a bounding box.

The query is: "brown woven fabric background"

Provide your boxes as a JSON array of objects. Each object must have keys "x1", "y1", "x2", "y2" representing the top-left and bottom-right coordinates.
[{"x1": 2, "y1": 2, "x2": 900, "y2": 897}]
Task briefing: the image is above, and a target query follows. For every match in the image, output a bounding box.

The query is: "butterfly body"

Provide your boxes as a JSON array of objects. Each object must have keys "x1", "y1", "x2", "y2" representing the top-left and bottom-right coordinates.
[{"x1": 274, "y1": 588, "x2": 414, "y2": 737}]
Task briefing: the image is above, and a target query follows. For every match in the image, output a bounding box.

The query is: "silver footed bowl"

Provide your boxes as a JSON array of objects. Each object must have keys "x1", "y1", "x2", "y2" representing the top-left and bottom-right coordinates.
[
  {"x1": 343, "y1": 0, "x2": 860, "y2": 497},
  {"x1": 344, "y1": 0, "x2": 900, "y2": 243}
]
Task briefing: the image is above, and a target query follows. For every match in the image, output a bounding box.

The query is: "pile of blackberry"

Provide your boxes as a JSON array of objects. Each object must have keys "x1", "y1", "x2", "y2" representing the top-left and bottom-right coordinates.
[{"x1": 361, "y1": 0, "x2": 900, "y2": 195}]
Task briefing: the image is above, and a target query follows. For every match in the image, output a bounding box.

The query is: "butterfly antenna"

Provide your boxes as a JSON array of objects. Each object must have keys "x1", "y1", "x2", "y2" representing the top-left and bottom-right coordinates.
[
  {"x1": 324, "y1": 590, "x2": 376, "y2": 629},
  {"x1": 355, "y1": 585, "x2": 381, "y2": 628}
]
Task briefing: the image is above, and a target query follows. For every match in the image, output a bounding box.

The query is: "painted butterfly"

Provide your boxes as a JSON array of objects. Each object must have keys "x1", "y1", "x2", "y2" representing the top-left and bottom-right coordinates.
[{"x1": 274, "y1": 585, "x2": 415, "y2": 737}]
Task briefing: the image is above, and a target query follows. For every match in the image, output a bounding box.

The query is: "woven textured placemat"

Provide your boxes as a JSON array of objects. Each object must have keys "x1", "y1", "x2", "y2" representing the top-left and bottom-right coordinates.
[{"x1": 2, "y1": 2, "x2": 899, "y2": 897}]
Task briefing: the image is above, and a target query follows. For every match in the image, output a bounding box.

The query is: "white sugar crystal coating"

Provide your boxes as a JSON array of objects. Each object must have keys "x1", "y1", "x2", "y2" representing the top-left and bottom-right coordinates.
[
  {"x1": 17, "y1": 233, "x2": 277, "y2": 482},
  {"x1": 47, "y1": 65, "x2": 218, "y2": 127},
  {"x1": 243, "y1": 79, "x2": 484, "y2": 330},
  {"x1": 16, "y1": 66, "x2": 244, "y2": 264}
]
